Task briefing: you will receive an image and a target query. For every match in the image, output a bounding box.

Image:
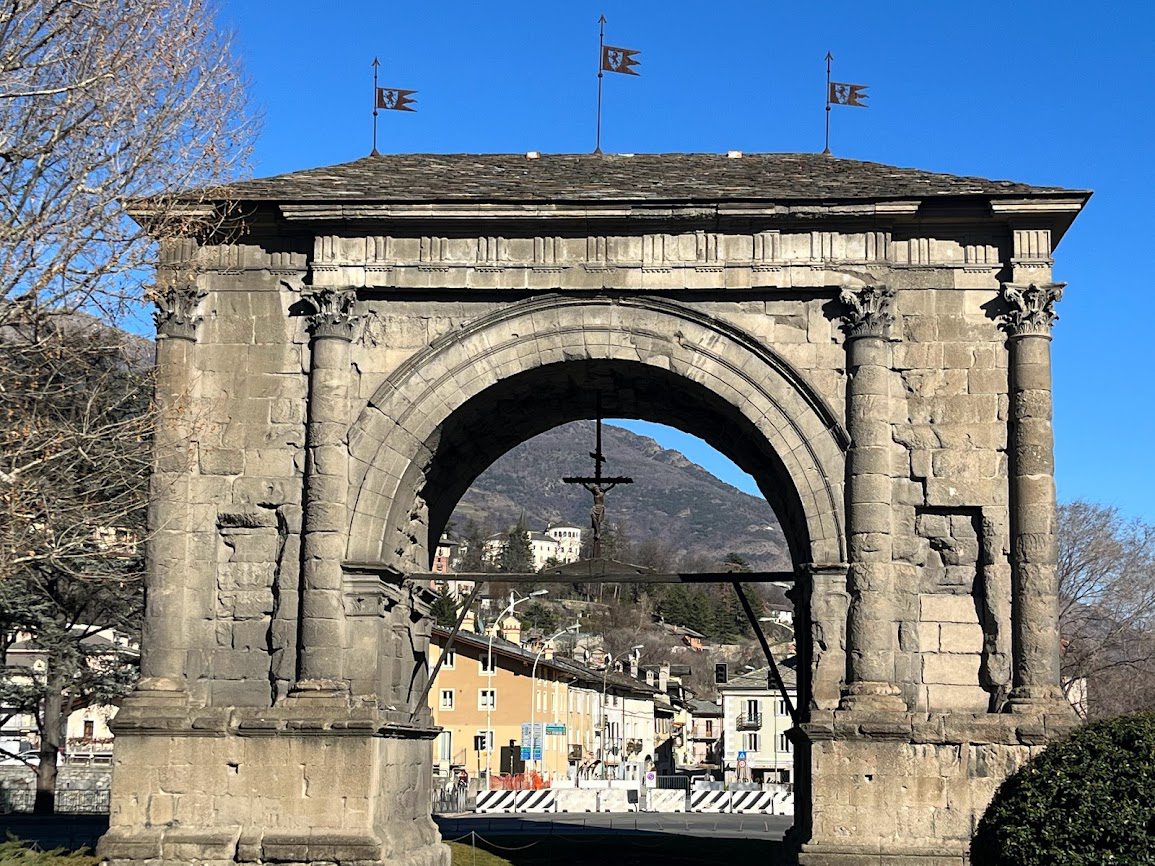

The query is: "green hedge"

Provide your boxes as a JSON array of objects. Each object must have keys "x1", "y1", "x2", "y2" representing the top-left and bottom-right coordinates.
[
  {"x1": 0, "y1": 839, "x2": 98, "y2": 866},
  {"x1": 972, "y1": 712, "x2": 1155, "y2": 866}
]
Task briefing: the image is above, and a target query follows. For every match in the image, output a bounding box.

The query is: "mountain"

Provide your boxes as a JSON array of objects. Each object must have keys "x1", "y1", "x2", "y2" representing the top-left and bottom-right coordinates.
[{"x1": 448, "y1": 421, "x2": 790, "y2": 572}]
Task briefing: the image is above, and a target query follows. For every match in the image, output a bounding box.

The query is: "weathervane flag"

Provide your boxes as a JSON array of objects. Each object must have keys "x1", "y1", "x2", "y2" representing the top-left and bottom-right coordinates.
[
  {"x1": 828, "y1": 82, "x2": 868, "y2": 107},
  {"x1": 594, "y1": 16, "x2": 640, "y2": 154},
  {"x1": 601, "y1": 44, "x2": 641, "y2": 76},
  {"x1": 376, "y1": 87, "x2": 417, "y2": 111}
]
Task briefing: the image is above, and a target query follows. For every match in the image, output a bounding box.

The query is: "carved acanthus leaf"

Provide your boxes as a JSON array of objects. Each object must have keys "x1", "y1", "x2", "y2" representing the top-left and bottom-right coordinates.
[
  {"x1": 1001, "y1": 283, "x2": 1064, "y2": 337},
  {"x1": 148, "y1": 281, "x2": 205, "y2": 340},
  {"x1": 837, "y1": 284, "x2": 894, "y2": 339},
  {"x1": 303, "y1": 288, "x2": 361, "y2": 341}
]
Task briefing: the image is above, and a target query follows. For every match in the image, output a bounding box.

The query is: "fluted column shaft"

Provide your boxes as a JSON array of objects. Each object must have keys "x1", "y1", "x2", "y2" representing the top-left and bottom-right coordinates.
[
  {"x1": 294, "y1": 290, "x2": 358, "y2": 694},
  {"x1": 138, "y1": 286, "x2": 203, "y2": 692},
  {"x1": 1002, "y1": 283, "x2": 1066, "y2": 710},
  {"x1": 838, "y1": 285, "x2": 906, "y2": 712}
]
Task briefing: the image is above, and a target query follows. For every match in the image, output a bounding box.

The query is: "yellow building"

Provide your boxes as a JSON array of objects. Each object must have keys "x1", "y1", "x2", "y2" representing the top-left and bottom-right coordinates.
[{"x1": 429, "y1": 627, "x2": 655, "y2": 783}]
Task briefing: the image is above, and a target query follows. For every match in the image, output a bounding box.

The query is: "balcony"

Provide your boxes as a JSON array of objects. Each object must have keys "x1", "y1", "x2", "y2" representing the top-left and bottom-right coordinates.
[{"x1": 736, "y1": 713, "x2": 762, "y2": 730}]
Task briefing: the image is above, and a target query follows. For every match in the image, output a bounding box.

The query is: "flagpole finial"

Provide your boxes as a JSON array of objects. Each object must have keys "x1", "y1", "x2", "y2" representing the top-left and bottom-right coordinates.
[{"x1": 599, "y1": 13, "x2": 606, "y2": 23}]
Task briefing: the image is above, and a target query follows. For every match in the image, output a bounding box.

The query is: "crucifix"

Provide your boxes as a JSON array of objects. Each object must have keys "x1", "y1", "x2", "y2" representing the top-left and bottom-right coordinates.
[{"x1": 562, "y1": 399, "x2": 632, "y2": 559}]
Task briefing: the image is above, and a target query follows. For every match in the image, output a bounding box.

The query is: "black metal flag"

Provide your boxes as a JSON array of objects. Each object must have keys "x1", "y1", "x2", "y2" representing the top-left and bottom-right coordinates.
[
  {"x1": 376, "y1": 87, "x2": 417, "y2": 111},
  {"x1": 828, "y1": 81, "x2": 868, "y2": 107},
  {"x1": 601, "y1": 45, "x2": 640, "y2": 76}
]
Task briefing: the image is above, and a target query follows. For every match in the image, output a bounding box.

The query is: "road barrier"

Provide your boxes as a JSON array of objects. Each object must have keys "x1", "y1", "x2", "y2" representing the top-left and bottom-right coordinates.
[
  {"x1": 474, "y1": 790, "x2": 517, "y2": 813},
  {"x1": 645, "y1": 789, "x2": 687, "y2": 812},
  {"x1": 689, "y1": 790, "x2": 731, "y2": 812},
  {"x1": 729, "y1": 791, "x2": 775, "y2": 814},
  {"x1": 596, "y1": 789, "x2": 631, "y2": 812},
  {"x1": 774, "y1": 792, "x2": 794, "y2": 815},
  {"x1": 514, "y1": 789, "x2": 557, "y2": 813},
  {"x1": 554, "y1": 789, "x2": 600, "y2": 812}
]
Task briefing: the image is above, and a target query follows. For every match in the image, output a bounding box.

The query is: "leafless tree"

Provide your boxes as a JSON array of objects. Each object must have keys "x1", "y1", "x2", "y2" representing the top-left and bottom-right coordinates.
[
  {"x1": 0, "y1": 0, "x2": 254, "y2": 326},
  {"x1": 1058, "y1": 500, "x2": 1155, "y2": 719}
]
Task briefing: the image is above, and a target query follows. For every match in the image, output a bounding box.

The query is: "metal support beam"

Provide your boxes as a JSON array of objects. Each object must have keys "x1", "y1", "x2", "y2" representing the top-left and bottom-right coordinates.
[
  {"x1": 731, "y1": 580, "x2": 798, "y2": 725},
  {"x1": 408, "y1": 580, "x2": 483, "y2": 721},
  {"x1": 346, "y1": 567, "x2": 798, "y2": 585}
]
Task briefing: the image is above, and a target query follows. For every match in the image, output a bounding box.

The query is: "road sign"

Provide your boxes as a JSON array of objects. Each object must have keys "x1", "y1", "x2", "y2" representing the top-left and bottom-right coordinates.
[
  {"x1": 545, "y1": 723, "x2": 566, "y2": 735},
  {"x1": 645, "y1": 770, "x2": 656, "y2": 784},
  {"x1": 737, "y1": 750, "x2": 748, "y2": 761}
]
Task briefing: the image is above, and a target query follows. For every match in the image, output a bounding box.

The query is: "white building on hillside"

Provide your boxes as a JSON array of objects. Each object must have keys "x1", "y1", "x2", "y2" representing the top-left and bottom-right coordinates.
[
  {"x1": 545, "y1": 524, "x2": 583, "y2": 563},
  {"x1": 483, "y1": 524, "x2": 585, "y2": 572},
  {"x1": 719, "y1": 662, "x2": 797, "y2": 785}
]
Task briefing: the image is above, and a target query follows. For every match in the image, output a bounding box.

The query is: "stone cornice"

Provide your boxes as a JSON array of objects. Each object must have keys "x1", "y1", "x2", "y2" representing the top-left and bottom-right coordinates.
[
  {"x1": 837, "y1": 284, "x2": 895, "y2": 340},
  {"x1": 302, "y1": 288, "x2": 360, "y2": 341},
  {"x1": 1000, "y1": 282, "x2": 1065, "y2": 338},
  {"x1": 149, "y1": 282, "x2": 205, "y2": 341}
]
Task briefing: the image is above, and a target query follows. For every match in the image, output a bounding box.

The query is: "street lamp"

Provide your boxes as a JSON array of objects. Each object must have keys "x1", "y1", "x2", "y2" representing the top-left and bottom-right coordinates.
[
  {"x1": 484, "y1": 589, "x2": 547, "y2": 780},
  {"x1": 530, "y1": 623, "x2": 579, "y2": 773}
]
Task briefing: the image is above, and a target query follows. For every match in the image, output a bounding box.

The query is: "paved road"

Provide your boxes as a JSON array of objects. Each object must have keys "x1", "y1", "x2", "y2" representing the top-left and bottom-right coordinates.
[{"x1": 435, "y1": 811, "x2": 793, "y2": 840}]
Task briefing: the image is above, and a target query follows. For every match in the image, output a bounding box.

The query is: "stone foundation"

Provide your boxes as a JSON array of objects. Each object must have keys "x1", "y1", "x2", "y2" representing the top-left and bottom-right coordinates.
[
  {"x1": 798, "y1": 711, "x2": 1077, "y2": 865},
  {"x1": 98, "y1": 699, "x2": 448, "y2": 866}
]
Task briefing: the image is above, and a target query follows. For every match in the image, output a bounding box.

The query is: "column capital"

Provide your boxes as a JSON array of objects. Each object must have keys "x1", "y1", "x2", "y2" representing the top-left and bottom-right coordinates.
[
  {"x1": 303, "y1": 288, "x2": 361, "y2": 341},
  {"x1": 149, "y1": 282, "x2": 205, "y2": 341},
  {"x1": 1000, "y1": 282, "x2": 1065, "y2": 338},
  {"x1": 837, "y1": 284, "x2": 894, "y2": 340}
]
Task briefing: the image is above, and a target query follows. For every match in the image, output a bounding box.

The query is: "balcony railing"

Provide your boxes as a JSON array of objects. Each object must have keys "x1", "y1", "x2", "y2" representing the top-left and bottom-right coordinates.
[{"x1": 736, "y1": 713, "x2": 762, "y2": 730}]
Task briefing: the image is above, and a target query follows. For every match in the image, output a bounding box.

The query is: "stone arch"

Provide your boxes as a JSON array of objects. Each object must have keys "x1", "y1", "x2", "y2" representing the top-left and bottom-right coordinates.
[{"x1": 346, "y1": 295, "x2": 847, "y2": 570}]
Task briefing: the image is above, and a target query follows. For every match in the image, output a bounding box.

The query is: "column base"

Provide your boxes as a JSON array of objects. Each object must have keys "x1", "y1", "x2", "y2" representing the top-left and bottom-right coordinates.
[
  {"x1": 1006, "y1": 685, "x2": 1074, "y2": 717},
  {"x1": 838, "y1": 681, "x2": 908, "y2": 714},
  {"x1": 799, "y1": 841, "x2": 968, "y2": 866}
]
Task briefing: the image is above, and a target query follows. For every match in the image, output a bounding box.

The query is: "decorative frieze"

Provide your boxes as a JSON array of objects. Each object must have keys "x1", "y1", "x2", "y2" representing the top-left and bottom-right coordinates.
[
  {"x1": 1000, "y1": 283, "x2": 1064, "y2": 338},
  {"x1": 837, "y1": 284, "x2": 895, "y2": 340}
]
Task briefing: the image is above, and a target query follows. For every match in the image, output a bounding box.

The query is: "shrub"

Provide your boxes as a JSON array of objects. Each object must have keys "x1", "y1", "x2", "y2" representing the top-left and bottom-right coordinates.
[
  {"x1": 0, "y1": 838, "x2": 98, "y2": 865},
  {"x1": 971, "y1": 712, "x2": 1155, "y2": 866}
]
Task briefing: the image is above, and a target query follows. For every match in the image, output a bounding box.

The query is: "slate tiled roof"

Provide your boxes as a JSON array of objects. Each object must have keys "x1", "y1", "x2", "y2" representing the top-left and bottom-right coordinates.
[
  {"x1": 722, "y1": 661, "x2": 798, "y2": 691},
  {"x1": 205, "y1": 152, "x2": 1082, "y2": 204}
]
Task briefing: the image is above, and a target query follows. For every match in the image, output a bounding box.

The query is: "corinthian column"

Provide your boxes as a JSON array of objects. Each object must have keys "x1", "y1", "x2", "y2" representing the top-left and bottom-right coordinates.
[
  {"x1": 137, "y1": 283, "x2": 204, "y2": 694},
  {"x1": 1001, "y1": 282, "x2": 1067, "y2": 712},
  {"x1": 293, "y1": 289, "x2": 359, "y2": 696},
  {"x1": 837, "y1": 285, "x2": 906, "y2": 713}
]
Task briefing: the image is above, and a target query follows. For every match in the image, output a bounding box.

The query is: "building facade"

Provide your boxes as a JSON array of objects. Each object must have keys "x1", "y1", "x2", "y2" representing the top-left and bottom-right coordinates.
[{"x1": 720, "y1": 665, "x2": 797, "y2": 785}]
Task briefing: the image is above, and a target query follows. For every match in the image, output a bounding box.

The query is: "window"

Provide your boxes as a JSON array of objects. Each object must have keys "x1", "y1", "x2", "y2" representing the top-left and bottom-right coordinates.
[
  {"x1": 479, "y1": 688, "x2": 496, "y2": 710},
  {"x1": 437, "y1": 730, "x2": 452, "y2": 762},
  {"x1": 705, "y1": 719, "x2": 714, "y2": 736},
  {"x1": 778, "y1": 698, "x2": 788, "y2": 716},
  {"x1": 480, "y1": 654, "x2": 496, "y2": 674},
  {"x1": 442, "y1": 650, "x2": 455, "y2": 670},
  {"x1": 439, "y1": 689, "x2": 455, "y2": 710},
  {"x1": 743, "y1": 732, "x2": 760, "y2": 752},
  {"x1": 779, "y1": 732, "x2": 792, "y2": 753},
  {"x1": 746, "y1": 699, "x2": 761, "y2": 718},
  {"x1": 83, "y1": 720, "x2": 94, "y2": 739},
  {"x1": 474, "y1": 730, "x2": 493, "y2": 752}
]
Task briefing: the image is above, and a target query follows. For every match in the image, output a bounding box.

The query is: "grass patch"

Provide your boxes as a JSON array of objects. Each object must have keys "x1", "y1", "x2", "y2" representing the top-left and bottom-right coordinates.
[
  {"x1": 447, "y1": 839, "x2": 515, "y2": 866},
  {"x1": 0, "y1": 839, "x2": 98, "y2": 866}
]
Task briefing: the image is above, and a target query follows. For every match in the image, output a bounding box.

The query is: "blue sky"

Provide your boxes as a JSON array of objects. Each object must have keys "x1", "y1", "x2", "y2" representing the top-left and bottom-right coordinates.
[{"x1": 220, "y1": 0, "x2": 1153, "y2": 520}]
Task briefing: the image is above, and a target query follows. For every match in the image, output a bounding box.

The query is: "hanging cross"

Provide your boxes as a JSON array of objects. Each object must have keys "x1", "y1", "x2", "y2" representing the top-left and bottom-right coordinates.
[{"x1": 562, "y1": 400, "x2": 632, "y2": 559}]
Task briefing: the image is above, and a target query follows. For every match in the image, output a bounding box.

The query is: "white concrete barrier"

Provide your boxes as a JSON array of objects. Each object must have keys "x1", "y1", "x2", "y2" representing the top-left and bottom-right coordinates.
[
  {"x1": 689, "y1": 790, "x2": 731, "y2": 812},
  {"x1": 774, "y1": 792, "x2": 794, "y2": 815},
  {"x1": 555, "y1": 789, "x2": 600, "y2": 812},
  {"x1": 645, "y1": 789, "x2": 687, "y2": 812},
  {"x1": 597, "y1": 789, "x2": 630, "y2": 812},
  {"x1": 729, "y1": 790, "x2": 775, "y2": 813},
  {"x1": 475, "y1": 790, "x2": 518, "y2": 813},
  {"x1": 514, "y1": 789, "x2": 557, "y2": 812}
]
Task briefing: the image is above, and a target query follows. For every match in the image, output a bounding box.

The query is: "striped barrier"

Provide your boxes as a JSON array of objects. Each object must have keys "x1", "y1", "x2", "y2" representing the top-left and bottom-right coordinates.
[
  {"x1": 555, "y1": 789, "x2": 600, "y2": 812},
  {"x1": 475, "y1": 790, "x2": 518, "y2": 813},
  {"x1": 514, "y1": 789, "x2": 557, "y2": 813},
  {"x1": 774, "y1": 792, "x2": 795, "y2": 815},
  {"x1": 645, "y1": 789, "x2": 687, "y2": 812},
  {"x1": 729, "y1": 790, "x2": 775, "y2": 814},
  {"x1": 689, "y1": 790, "x2": 731, "y2": 813},
  {"x1": 596, "y1": 789, "x2": 630, "y2": 812}
]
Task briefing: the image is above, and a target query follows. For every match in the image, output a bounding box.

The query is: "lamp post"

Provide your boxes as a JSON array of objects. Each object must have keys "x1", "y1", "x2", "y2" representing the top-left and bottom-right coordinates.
[
  {"x1": 484, "y1": 589, "x2": 547, "y2": 781},
  {"x1": 600, "y1": 653, "x2": 614, "y2": 780},
  {"x1": 624, "y1": 645, "x2": 642, "y2": 779},
  {"x1": 530, "y1": 624, "x2": 579, "y2": 773}
]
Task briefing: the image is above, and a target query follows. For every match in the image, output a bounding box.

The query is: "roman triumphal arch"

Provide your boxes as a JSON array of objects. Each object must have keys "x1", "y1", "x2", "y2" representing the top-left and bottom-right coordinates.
[{"x1": 99, "y1": 153, "x2": 1089, "y2": 865}]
